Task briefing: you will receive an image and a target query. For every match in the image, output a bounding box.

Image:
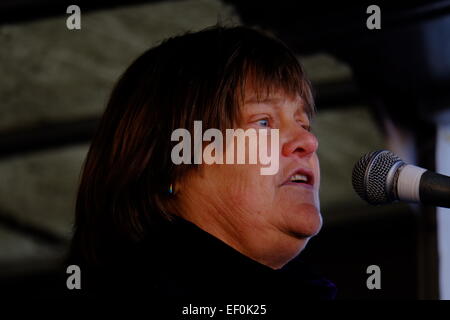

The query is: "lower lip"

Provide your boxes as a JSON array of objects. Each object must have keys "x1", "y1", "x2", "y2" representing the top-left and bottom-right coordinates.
[{"x1": 282, "y1": 182, "x2": 314, "y2": 190}]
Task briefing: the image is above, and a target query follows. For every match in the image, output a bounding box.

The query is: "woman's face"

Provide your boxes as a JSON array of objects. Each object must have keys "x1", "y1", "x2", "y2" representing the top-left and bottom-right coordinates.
[{"x1": 179, "y1": 85, "x2": 321, "y2": 266}]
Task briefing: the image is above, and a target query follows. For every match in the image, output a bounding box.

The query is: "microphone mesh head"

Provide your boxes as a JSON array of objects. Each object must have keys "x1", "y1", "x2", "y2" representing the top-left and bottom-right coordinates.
[{"x1": 352, "y1": 150, "x2": 403, "y2": 205}]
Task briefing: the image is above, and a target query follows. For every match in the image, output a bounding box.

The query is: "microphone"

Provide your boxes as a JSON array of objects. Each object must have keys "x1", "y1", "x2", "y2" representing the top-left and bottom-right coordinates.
[{"x1": 352, "y1": 150, "x2": 450, "y2": 208}]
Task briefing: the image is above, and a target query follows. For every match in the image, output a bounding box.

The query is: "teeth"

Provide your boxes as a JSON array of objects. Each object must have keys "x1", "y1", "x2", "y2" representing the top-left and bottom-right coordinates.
[{"x1": 290, "y1": 174, "x2": 308, "y2": 183}]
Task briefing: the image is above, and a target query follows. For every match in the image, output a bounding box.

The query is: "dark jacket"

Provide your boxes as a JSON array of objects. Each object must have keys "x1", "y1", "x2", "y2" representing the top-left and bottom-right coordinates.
[{"x1": 73, "y1": 216, "x2": 337, "y2": 301}]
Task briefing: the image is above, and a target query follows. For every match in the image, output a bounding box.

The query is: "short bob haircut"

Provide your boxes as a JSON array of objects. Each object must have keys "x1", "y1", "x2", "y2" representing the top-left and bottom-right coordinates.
[{"x1": 71, "y1": 25, "x2": 315, "y2": 265}]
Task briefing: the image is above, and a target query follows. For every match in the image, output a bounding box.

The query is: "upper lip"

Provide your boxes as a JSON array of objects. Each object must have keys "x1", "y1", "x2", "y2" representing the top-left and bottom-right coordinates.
[{"x1": 281, "y1": 167, "x2": 315, "y2": 187}]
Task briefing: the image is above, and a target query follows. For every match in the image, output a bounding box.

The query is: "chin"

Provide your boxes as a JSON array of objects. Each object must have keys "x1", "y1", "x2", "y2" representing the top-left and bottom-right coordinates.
[{"x1": 287, "y1": 203, "x2": 323, "y2": 238}]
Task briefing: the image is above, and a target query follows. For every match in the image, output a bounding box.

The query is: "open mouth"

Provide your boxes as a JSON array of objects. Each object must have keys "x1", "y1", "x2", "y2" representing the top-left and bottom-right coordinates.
[
  {"x1": 282, "y1": 169, "x2": 314, "y2": 188},
  {"x1": 289, "y1": 174, "x2": 310, "y2": 184}
]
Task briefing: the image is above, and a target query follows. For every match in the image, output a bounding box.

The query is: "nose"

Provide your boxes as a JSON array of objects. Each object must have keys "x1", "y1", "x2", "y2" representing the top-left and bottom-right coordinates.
[{"x1": 281, "y1": 124, "x2": 318, "y2": 159}]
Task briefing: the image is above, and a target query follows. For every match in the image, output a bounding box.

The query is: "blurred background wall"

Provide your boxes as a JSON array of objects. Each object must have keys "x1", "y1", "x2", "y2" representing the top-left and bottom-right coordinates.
[{"x1": 1, "y1": 0, "x2": 448, "y2": 299}]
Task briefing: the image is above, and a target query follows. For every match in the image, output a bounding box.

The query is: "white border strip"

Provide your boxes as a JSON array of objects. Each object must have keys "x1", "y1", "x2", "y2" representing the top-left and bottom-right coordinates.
[
  {"x1": 437, "y1": 122, "x2": 450, "y2": 300},
  {"x1": 397, "y1": 165, "x2": 426, "y2": 203}
]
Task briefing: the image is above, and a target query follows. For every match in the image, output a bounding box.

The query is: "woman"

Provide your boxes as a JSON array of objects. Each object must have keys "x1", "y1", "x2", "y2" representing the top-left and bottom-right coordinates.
[{"x1": 69, "y1": 25, "x2": 336, "y2": 299}]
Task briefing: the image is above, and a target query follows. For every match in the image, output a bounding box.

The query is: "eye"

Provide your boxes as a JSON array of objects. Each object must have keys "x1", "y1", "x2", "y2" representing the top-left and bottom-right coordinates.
[
  {"x1": 296, "y1": 120, "x2": 311, "y2": 132},
  {"x1": 256, "y1": 118, "x2": 270, "y2": 127}
]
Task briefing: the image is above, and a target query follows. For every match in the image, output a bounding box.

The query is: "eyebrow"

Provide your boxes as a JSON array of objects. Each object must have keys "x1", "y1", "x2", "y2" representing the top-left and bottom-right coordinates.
[
  {"x1": 244, "y1": 97, "x2": 286, "y2": 104},
  {"x1": 244, "y1": 96, "x2": 309, "y2": 116}
]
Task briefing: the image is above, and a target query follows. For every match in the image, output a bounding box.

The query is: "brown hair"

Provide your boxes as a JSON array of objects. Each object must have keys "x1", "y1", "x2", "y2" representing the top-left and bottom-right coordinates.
[{"x1": 71, "y1": 25, "x2": 315, "y2": 265}]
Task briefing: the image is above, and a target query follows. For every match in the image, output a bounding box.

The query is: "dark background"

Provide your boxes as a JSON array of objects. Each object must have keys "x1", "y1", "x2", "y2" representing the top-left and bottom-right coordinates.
[{"x1": 1, "y1": 0, "x2": 449, "y2": 299}]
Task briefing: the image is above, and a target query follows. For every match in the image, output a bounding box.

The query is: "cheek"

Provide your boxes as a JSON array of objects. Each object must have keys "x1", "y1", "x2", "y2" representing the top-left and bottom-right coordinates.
[{"x1": 215, "y1": 164, "x2": 276, "y2": 209}]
